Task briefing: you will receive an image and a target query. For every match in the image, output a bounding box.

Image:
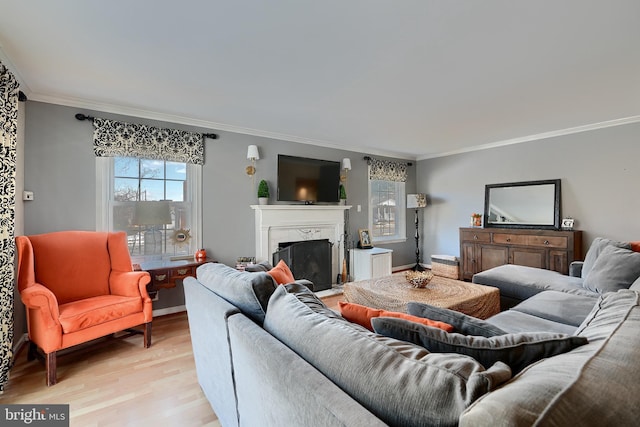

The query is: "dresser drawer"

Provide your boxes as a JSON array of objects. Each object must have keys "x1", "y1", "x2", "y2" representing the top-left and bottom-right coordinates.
[
  {"x1": 527, "y1": 235, "x2": 568, "y2": 249},
  {"x1": 492, "y1": 233, "x2": 527, "y2": 245},
  {"x1": 150, "y1": 269, "x2": 171, "y2": 287},
  {"x1": 461, "y1": 230, "x2": 491, "y2": 243}
]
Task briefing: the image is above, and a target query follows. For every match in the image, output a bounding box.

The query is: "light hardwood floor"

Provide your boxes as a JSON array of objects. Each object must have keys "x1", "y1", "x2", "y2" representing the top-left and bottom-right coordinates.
[{"x1": 2, "y1": 313, "x2": 220, "y2": 427}]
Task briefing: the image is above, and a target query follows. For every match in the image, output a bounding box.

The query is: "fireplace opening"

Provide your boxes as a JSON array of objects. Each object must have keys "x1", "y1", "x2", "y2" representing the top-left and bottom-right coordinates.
[{"x1": 272, "y1": 239, "x2": 333, "y2": 291}]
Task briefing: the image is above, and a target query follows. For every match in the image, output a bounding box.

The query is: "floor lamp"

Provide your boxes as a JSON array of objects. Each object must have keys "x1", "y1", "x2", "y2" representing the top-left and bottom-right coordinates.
[{"x1": 407, "y1": 194, "x2": 427, "y2": 271}]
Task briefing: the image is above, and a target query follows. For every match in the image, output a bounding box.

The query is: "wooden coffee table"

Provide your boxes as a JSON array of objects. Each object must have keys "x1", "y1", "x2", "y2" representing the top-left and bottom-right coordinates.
[{"x1": 343, "y1": 273, "x2": 500, "y2": 319}]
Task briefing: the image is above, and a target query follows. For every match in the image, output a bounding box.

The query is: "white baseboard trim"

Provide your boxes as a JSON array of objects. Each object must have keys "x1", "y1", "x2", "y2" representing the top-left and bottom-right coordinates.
[
  {"x1": 393, "y1": 263, "x2": 431, "y2": 272},
  {"x1": 12, "y1": 333, "x2": 29, "y2": 362},
  {"x1": 152, "y1": 305, "x2": 186, "y2": 317}
]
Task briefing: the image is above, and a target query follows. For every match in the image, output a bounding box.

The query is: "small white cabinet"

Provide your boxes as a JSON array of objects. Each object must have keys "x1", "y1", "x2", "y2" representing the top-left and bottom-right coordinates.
[{"x1": 349, "y1": 248, "x2": 393, "y2": 282}]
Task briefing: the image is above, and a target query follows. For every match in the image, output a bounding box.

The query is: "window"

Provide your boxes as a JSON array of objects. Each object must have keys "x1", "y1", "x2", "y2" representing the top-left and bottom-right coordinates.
[
  {"x1": 369, "y1": 179, "x2": 406, "y2": 243},
  {"x1": 97, "y1": 156, "x2": 201, "y2": 260}
]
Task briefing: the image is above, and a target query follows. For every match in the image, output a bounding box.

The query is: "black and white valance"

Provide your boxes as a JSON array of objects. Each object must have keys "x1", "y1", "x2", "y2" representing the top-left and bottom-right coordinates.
[
  {"x1": 368, "y1": 158, "x2": 408, "y2": 182},
  {"x1": 93, "y1": 118, "x2": 205, "y2": 165}
]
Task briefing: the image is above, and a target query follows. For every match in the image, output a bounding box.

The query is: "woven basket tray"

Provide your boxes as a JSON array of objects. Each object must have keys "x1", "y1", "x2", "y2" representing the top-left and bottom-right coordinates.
[{"x1": 431, "y1": 255, "x2": 460, "y2": 279}]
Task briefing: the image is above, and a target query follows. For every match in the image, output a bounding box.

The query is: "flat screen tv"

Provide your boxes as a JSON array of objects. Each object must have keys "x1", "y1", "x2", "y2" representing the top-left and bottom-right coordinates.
[{"x1": 277, "y1": 155, "x2": 341, "y2": 203}]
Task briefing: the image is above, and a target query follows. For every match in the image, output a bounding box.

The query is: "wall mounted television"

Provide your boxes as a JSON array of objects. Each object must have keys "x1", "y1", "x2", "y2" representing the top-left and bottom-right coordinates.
[{"x1": 277, "y1": 155, "x2": 341, "y2": 204}]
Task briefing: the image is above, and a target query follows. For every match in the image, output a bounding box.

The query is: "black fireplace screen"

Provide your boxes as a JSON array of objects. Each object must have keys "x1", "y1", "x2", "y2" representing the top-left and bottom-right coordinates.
[{"x1": 273, "y1": 239, "x2": 333, "y2": 291}]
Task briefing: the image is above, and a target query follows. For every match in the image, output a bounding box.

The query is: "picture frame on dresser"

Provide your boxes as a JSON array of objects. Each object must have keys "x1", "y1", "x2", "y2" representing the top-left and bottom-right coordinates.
[{"x1": 358, "y1": 229, "x2": 373, "y2": 249}]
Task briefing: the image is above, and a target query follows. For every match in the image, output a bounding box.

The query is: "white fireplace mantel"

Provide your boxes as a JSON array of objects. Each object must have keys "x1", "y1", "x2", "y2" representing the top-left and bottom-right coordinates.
[{"x1": 251, "y1": 205, "x2": 351, "y2": 283}]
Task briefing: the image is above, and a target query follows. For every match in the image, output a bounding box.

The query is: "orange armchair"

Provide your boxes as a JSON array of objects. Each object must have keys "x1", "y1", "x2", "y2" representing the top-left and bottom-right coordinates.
[{"x1": 16, "y1": 230, "x2": 153, "y2": 386}]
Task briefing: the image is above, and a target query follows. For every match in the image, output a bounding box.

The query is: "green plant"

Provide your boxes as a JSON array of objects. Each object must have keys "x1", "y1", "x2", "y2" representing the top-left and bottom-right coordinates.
[
  {"x1": 339, "y1": 184, "x2": 347, "y2": 200},
  {"x1": 257, "y1": 179, "x2": 270, "y2": 198}
]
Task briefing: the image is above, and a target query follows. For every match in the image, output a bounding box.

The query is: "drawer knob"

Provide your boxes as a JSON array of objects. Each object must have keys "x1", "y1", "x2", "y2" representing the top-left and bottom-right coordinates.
[
  {"x1": 544, "y1": 240, "x2": 550, "y2": 245},
  {"x1": 177, "y1": 268, "x2": 189, "y2": 275},
  {"x1": 473, "y1": 235, "x2": 478, "y2": 240},
  {"x1": 506, "y1": 238, "x2": 511, "y2": 242},
  {"x1": 155, "y1": 274, "x2": 167, "y2": 281}
]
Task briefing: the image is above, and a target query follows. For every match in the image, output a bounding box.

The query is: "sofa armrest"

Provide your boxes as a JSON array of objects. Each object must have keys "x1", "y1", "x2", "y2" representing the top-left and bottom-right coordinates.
[
  {"x1": 569, "y1": 261, "x2": 584, "y2": 278},
  {"x1": 110, "y1": 270, "x2": 151, "y2": 299},
  {"x1": 20, "y1": 284, "x2": 61, "y2": 329}
]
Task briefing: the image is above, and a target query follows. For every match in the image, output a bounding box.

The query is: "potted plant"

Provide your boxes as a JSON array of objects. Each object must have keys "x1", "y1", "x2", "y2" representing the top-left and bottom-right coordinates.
[
  {"x1": 339, "y1": 184, "x2": 347, "y2": 204},
  {"x1": 258, "y1": 179, "x2": 270, "y2": 205}
]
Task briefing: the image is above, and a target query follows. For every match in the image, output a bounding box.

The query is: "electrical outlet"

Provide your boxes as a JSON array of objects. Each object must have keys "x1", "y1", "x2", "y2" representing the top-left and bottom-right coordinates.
[{"x1": 23, "y1": 190, "x2": 34, "y2": 201}]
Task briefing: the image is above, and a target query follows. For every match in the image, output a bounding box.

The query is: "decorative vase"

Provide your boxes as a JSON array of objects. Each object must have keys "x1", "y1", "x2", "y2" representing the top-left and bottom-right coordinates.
[
  {"x1": 195, "y1": 249, "x2": 207, "y2": 260},
  {"x1": 258, "y1": 197, "x2": 269, "y2": 205},
  {"x1": 474, "y1": 216, "x2": 481, "y2": 227}
]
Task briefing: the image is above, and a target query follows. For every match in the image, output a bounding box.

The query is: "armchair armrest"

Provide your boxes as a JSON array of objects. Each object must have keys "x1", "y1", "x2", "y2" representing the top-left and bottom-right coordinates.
[
  {"x1": 570, "y1": 261, "x2": 584, "y2": 278},
  {"x1": 110, "y1": 270, "x2": 152, "y2": 299},
  {"x1": 20, "y1": 284, "x2": 61, "y2": 329}
]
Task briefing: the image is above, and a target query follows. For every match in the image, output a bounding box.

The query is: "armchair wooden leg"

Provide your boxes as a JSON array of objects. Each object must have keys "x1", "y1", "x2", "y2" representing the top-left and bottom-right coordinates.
[
  {"x1": 144, "y1": 322, "x2": 152, "y2": 348},
  {"x1": 46, "y1": 351, "x2": 57, "y2": 386}
]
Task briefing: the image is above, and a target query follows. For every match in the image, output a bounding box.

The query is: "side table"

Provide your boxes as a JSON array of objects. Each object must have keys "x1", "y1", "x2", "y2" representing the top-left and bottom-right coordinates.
[{"x1": 135, "y1": 257, "x2": 216, "y2": 294}]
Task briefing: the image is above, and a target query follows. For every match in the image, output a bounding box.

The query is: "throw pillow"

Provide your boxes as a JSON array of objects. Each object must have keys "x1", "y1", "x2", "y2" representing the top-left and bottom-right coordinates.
[
  {"x1": 407, "y1": 302, "x2": 507, "y2": 337},
  {"x1": 372, "y1": 317, "x2": 588, "y2": 374},
  {"x1": 582, "y1": 245, "x2": 640, "y2": 293},
  {"x1": 582, "y1": 237, "x2": 631, "y2": 279},
  {"x1": 631, "y1": 241, "x2": 640, "y2": 252},
  {"x1": 338, "y1": 301, "x2": 453, "y2": 332},
  {"x1": 265, "y1": 284, "x2": 512, "y2": 427},
  {"x1": 268, "y1": 259, "x2": 295, "y2": 285}
]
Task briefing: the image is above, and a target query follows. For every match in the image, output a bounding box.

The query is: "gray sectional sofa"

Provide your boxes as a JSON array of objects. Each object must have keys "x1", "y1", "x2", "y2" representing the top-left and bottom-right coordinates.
[
  {"x1": 184, "y1": 258, "x2": 640, "y2": 426},
  {"x1": 473, "y1": 237, "x2": 640, "y2": 309}
]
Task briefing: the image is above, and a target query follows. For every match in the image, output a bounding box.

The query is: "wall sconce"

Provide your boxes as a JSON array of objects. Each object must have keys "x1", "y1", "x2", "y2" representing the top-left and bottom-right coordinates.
[
  {"x1": 246, "y1": 145, "x2": 260, "y2": 177},
  {"x1": 340, "y1": 158, "x2": 351, "y2": 183}
]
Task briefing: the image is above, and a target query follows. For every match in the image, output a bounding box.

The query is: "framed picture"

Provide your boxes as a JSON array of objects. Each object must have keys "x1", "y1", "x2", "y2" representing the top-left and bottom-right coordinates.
[
  {"x1": 561, "y1": 218, "x2": 574, "y2": 230},
  {"x1": 358, "y1": 228, "x2": 373, "y2": 249}
]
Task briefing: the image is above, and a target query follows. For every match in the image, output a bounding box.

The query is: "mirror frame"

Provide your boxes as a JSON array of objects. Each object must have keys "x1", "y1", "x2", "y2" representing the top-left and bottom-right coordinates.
[{"x1": 483, "y1": 179, "x2": 561, "y2": 230}]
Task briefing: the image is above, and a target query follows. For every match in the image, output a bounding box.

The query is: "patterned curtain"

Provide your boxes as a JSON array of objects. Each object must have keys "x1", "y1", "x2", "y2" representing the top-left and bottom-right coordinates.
[
  {"x1": 0, "y1": 62, "x2": 19, "y2": 392},
  {"x1": 367, "y1": 158, "x2": 408, "y2": 182},
  {"x1": 92, "y1": 118, "x2": 205, "y2": 165}
]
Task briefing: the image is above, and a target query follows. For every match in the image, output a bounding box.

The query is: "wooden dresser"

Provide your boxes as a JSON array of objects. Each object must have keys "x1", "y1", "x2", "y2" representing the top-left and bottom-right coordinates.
[{"x1": 459, "y1": 227, "x2": 582, "y2": 281}]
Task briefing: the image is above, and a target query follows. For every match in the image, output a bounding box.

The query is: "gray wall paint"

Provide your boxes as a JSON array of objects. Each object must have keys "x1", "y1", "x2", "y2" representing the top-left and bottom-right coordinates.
[
  {"x1": 418, "y1": 122, "x2": 640, "y2": 261},
  {"x1": 21, "y1": 101, "x2": 417, "y2": 313}
]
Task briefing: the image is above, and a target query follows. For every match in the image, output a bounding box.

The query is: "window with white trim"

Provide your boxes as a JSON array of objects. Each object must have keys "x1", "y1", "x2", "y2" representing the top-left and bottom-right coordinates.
[
  {"x1": 97, "y1": 156, "x2": 202, "y2": 261},
  {"x1": 367, "y1": 158, "x2": 407, "y2": 243}
]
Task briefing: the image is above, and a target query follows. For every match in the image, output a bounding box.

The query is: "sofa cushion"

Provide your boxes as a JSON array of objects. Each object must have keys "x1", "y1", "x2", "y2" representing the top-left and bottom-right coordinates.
[
  {"x1": 264, "y1": 283, "x2": 512, "y2": 427},
  {"x1": 195, "y1": 262, "x2": 277, "y2": 324},
  {"x1": 509, "y1": 291, "x2": 597, "y2": 327},
  {"x1": 372, "y1": 317, "x2": 587, "y2": 374},
  {"x1": 582, "y1": 237, "x2": 631, "y2": 279},
  {"x1": 460, "y1": 289, "x2": 640, "y2": 427},
  {"x1": 407, "y1": 302, "x2": 507, "y2": 337},
  {"x1": 58, "y1": 295, "x2": 143, "y2": 333},
  {"x1": 338, "y1": 301, "x2": 454, "y2": 332},
  {"x1": 486, "y1": 310, "x2": 578, "y2": 335},
  {"x1": 582, "y1": 245, "x2": 640, "y2": 293},
  {"x1": 472, "y1": 264, "x2": 594, "y2": 301}
]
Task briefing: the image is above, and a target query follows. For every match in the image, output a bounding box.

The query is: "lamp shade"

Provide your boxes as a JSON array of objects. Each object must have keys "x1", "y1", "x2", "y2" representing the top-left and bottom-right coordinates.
[
  {"x1": 342, "y1": 158, "x2": 352, "y2": 171},
  {"x1": 247, "y1": 145, "x2": 260, "y2": 160},
  {"x1": 407, "y1": 194, "x2": 427, "y2": 209},
  {"x1": 133, "y1": 201, "x2": 172, "y2": 225}
]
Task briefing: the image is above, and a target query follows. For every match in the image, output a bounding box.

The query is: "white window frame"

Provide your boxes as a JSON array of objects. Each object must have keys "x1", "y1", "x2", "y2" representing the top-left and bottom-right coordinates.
[
  {"x1": 367, "y1": 178, "x2": 407, "y2": 244},
  {"x1": 96, "y1": 157, "x2": 202, "y2": 261}
]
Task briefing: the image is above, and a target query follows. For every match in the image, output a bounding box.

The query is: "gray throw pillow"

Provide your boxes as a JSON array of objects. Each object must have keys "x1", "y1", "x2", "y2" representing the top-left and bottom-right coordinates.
[
  {"x1": 195, "y1": 262, "x2": 277, "y2": 324},
  {"x1": 265, "y1": 283, "x2": 512, "y2": 427},
  {"x1": 407, "y1": 302, "x2": 507, "y2": 337},
  {"x1": 582, "y1": 245, "x2": 640, "y2": 293},
  {"x1": 582, "y1": 237, "x2": 631, "y2": 279},
  {"x1": 372, "y1": 317, "x2": 588, "y2": 374}
]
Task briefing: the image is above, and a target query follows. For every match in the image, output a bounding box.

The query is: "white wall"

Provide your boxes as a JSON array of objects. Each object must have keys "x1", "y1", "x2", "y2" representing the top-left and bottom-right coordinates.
[{"x1": 418, "y1": 122, "x2": 640, "y2": 261}]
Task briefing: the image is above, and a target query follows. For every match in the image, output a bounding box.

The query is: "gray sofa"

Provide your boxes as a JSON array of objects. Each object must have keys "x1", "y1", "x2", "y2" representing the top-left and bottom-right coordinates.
[
  {"x1": 473, "y1": 237, "x2": 640, "y2": 309},
  {"x1": 184, "y1": 261, "x2": 640, "y2": 426}
]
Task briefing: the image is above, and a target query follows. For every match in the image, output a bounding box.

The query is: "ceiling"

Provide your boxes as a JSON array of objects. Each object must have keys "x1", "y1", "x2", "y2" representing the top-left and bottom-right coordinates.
[{"x1": 1, "y1": 1, "x2": 639, "y2": 160}]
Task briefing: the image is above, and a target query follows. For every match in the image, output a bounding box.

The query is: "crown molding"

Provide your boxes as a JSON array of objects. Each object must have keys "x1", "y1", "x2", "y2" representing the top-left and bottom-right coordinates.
[{"x1": 417, "y1": 115, "x2": 640, "y2": 160}]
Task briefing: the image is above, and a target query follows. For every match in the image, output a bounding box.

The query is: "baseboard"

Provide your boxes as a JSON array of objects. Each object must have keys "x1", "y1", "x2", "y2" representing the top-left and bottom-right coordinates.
[
  {"x1": 393, "y1": 263, "x2": 430, "y2": 272},
  {"x1": 12, "y1": 333, "x2": 29, "y2": 363},
  {"x1": 152, "y1": 305, "x2": 186, "y2": 317}
]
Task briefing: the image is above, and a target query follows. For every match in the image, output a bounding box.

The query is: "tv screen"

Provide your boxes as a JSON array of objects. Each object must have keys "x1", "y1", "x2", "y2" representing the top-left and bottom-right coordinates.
[{"x1": 277, "y1": 155, "x2": 341, "y2": 203}]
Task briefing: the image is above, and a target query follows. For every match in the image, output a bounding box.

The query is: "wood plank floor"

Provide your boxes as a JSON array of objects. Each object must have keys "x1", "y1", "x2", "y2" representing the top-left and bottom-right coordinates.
[{"x1": 1, "y1": 313, "x2": 220, "y2": 427}]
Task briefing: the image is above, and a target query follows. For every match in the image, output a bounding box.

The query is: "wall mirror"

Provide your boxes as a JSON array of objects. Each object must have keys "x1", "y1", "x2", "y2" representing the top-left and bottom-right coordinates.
[{"x1": 484, "y1": 179, "x2": 561, "y2": 229}]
